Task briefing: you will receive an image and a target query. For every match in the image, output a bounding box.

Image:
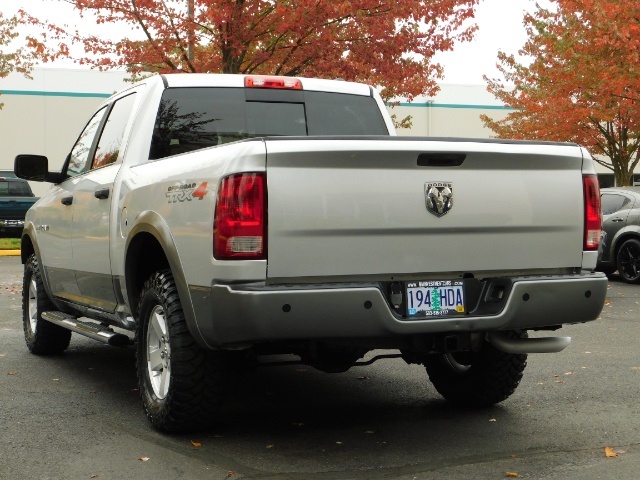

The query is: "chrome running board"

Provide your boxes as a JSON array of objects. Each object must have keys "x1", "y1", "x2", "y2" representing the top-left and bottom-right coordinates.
[{"x1": 41, "y1": 311, "x2": 132, "y2": 347}]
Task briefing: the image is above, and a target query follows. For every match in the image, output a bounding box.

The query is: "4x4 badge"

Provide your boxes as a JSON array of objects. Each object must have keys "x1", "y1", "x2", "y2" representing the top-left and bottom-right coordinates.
[{"x1": 425, "y1": 182, "x2": 453, "y2": 217}]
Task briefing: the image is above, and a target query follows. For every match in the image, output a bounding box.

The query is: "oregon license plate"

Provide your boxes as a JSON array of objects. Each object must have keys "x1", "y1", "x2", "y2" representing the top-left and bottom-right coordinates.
[{"x1": 406, "y1": 280, "x2": 465, "y2": 318}]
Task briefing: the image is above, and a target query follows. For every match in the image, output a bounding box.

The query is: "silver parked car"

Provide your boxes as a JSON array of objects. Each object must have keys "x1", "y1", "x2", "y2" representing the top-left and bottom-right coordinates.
[{"x1": 598, "y1": 187, "x2": 640, "y2": 282}]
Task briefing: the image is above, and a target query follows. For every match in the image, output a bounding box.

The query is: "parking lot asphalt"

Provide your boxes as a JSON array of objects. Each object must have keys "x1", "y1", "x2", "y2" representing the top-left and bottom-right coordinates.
[{"x1": 1, "y1": 255, "x2": 640, "y2": 479}]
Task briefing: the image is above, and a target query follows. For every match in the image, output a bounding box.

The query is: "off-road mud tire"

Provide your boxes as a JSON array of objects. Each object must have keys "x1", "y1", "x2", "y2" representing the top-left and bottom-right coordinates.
[
  {"x1": 135, "y1": 269, "x2": 228, "y2": 432},
  {"x1": 424, "y1": 331, "x2": 528, "y2": 407},
  {"x1": 22, "y1": 254, "x2": 72, "y2": 354}
]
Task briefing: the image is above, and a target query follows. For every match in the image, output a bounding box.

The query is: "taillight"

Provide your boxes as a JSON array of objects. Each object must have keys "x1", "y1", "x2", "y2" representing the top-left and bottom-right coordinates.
[
  {"x1": 214, "y1": 173, "x2": 267, "y2": 260},
  {"x1": 244, "y1": 75, "x2": 302, "y2": 90},
  {"x1": 583, "y1": 175, "x2": 602, "y2": 251}
]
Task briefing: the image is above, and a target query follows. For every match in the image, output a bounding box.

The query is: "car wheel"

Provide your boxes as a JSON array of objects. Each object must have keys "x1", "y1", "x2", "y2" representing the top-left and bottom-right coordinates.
[
  {"x1": 424, "y1": 331, "x2": 528, "y2": 407},
  {"x1": 135, "y1": 269, "x2": 227, "y2": 432},
  {"x1": 616, "y1": 239, "x2": 640, "y2": 283},
  {"x1": 22, "y1": 254, "x2": 72, "y2": 354}
]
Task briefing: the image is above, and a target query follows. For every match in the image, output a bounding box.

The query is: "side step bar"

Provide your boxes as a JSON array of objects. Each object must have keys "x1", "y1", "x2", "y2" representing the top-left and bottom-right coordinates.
[
  {"x1": 41, "y1": 311, "x2": 132, "y2": 347},
  {"x1": 486, "y1": 332, "x2": 571, "y2": 354}
]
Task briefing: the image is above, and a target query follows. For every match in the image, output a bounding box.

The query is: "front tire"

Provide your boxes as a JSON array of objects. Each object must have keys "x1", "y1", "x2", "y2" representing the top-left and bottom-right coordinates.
[
  {"x1": 424, "y1": 331, "x2": 528, "y2": 407},
  {"x1": 135, "y1": 270, "x2": 227, "y2": 432},
  {"x1": 616, "y1": 239, "x2": 640, "y2": 283},
  {"x1": 22, "y1": 254, "x2": 71, "y2": 354}
]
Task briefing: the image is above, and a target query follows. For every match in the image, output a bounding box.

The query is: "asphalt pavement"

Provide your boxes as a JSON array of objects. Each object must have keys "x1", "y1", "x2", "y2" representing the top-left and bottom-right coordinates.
[{"x1": 1, "y1": 255, "x2": 639, "y2": 480}]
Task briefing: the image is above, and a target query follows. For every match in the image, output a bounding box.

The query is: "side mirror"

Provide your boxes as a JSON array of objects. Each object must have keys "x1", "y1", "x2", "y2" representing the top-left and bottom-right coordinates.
[{"x1": 14, "y1": 154, "x2": 64, "y2": 183}]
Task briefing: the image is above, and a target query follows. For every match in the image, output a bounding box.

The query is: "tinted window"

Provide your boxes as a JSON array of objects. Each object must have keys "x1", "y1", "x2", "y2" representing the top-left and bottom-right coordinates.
[
  {"x1": 149, "y1": 87, "x2": 389, "y2": 160},
  {"x1": 0, "y1": 181, "x2": 32, "y2": 196},
  {"x1": 68, "y1": 107, "x2": 108, "y2": 176},
  {"x1": 92, "y1": 93, "x2": 137, "y2": 169},
  {"x1": 601, "y1": 193, "x2": 632, "y2": 215},
  {"x1": 305, "y1": 91, "x2": 389, "y2": 135}
]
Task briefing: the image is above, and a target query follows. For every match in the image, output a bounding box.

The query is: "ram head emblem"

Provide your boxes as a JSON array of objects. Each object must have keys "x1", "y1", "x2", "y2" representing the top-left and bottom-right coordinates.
[{"x1": 425, "y1": 182, "x2": 453, "y2": 217}]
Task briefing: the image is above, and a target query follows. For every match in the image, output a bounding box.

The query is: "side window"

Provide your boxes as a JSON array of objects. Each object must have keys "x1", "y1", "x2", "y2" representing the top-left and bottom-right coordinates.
[
  {"x1": 92, "y1": 93, "x2": 137, "y2": 169},
  {"x1": 601, "y1": 194, "x2": 631, "y2": 215},
  {"x1": 67, "y1": 107, "x2": 108, "y2": 177}
]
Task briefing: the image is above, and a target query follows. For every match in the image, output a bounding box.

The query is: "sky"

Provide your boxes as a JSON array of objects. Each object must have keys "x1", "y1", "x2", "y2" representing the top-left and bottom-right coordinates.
[{"x1": 1, "y1": 0, "x2": 554, "y2": 85}]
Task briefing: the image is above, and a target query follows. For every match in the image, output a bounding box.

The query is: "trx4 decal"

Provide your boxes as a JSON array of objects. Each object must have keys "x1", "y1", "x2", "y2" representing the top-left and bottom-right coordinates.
[{"x1": 166, "y1": 182, "x2": 208, "y2": 203}]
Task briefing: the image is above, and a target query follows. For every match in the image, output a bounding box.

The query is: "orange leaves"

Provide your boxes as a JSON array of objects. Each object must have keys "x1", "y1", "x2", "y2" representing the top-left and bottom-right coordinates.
[
  {"x1": 605, "y1": 446, "x2": 619, "y2": 458},
  {"x1": 605, "y1": 446, "x2": 626, "y2": 458},
  {"x1": 483, "y1": 0, "x2": 640, "y2": 186},
  {"x1": 20, "y1": 0, "x2": 482, "y2": 104}
]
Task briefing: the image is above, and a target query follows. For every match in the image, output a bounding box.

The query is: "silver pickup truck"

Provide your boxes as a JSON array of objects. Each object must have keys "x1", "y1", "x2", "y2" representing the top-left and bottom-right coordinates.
[{"x1": 14, "y1": 73, "x2": 607, "y2": 432}]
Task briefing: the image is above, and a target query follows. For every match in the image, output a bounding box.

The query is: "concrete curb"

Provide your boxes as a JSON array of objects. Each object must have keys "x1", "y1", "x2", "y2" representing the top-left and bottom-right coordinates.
[{"x1": 0, "y1": 250, "x2": 20, "y2": 257}]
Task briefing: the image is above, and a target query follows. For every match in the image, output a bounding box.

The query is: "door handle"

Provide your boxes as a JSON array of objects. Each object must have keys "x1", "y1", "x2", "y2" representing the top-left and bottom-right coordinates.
[
  {"x1": 611, "y1": 218, "x2": 624, "y2": 222},
  {"x1": 94, "y1": 188, "x2": 110, "y2": 200},
  {"x1": 61, "y1": 196, "x2": 73, "y2": 206}
]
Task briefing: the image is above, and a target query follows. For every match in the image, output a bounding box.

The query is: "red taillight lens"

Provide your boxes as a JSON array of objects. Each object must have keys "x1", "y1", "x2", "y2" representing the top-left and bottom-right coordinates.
[
  {"x1": 214, "y1": 173, "x2": 267, "y2": 260},
  {"x1": 583, "y1": 175, "x2": 602, "y2": 251},
  {"x1": 244, "y1": 75, "x2": 302, "y2": 90}
]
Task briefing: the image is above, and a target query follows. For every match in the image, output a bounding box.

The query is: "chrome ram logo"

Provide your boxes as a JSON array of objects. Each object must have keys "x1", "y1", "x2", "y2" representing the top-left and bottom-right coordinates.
[{"x1": 425, "y1": 182, "x2": 453, "y2": 217}]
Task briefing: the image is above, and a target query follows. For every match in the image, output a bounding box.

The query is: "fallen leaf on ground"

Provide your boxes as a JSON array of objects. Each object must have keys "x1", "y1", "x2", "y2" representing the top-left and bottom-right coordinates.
[
  {"x1": 90, "y1": 475, "x2": 100, "y2": 478},
  {"x1": 357, "y1": 376, "x2": 369, "y2": 380},
  {"x1": 191, "y1": 440, "x2": 202, "y2": 447},
  {"x1": 7, "y1": 372, "x2": 17, "y2": 375},
  {"x1": 336, "y1": 441, "x2": 343, "y2": 445},
  {"x1": 138, "y1": 457, "x2": 150, "y2": 462},
  {"x1": 266, "y1": 444, "x2": 274, "y2": 449},
  {"x1": 489, "y1": 419, "x2": 497, "y2": 422},
  {"x1": 365, "y1": 430, "x2": 375, "y2": 434},
  {"x1": 226, "y1": 472, "x2": 237, "y2": 478},
  {"x1": 605, "y1": 447, "x2": 619, "y2": 458},
  {"x1": 506, "y1": 472, "x2": 519, "y2": 478},
  {"x1": 564, "y1": 371, "x2": 574, "y2": 375}
]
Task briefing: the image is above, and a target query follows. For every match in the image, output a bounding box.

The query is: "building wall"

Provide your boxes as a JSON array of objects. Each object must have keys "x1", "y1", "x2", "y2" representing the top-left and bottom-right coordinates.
[
  {"x1": 0, "y1": 68, "x2": 129, "y2": 196},
  {"x1": 0, "y1": 67, "x2": 614, "y2": 196}
]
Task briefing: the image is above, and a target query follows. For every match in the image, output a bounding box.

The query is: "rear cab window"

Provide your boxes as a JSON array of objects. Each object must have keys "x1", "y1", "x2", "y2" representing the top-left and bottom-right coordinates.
[
  {"x1": 149, "y1": 87, "x2": 389, "y2": 160},
  {"x1": 0, "y1": 179, "x2": 33, "y2": 197}
]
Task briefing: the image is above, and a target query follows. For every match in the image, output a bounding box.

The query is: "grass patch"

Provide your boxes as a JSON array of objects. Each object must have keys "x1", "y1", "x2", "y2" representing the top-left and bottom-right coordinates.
[{"x1": 0, "y1": 238, "x2": 20, "y2": 250}]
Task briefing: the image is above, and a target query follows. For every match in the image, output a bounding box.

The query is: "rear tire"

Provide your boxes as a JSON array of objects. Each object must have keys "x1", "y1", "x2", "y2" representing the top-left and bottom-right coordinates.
[
  {"x1": 22, "y1": 254, "x2": 71, "y2": 354},
  {"x1": 135, "y1": 269, "x2": 228, "y2": 432},
  {"x1": 616, "y1": 239, "x2": 640, "y2": 283},
  {"x1": 424, "y1": 331, "x2": 527, "y2": 407}
]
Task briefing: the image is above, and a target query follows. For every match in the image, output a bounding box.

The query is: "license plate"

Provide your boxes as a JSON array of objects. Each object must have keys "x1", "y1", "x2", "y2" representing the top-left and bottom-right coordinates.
[{"x1": 406, "y1": 280, "x2": 465, "y2": 318}]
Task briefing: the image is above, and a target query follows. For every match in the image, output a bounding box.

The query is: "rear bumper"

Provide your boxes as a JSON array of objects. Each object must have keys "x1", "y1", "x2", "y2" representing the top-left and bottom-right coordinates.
[
  {"x1": 192, "y1": 273, "x2": 608, "y2": 346},
  {"x1": 0, "y1": 219, "x2": 24, "y2": 238}
]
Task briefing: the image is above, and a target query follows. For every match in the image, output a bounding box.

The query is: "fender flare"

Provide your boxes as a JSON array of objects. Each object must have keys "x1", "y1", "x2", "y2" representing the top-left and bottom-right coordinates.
[{"x1": 125, "y1": 210, "x2": 209, "y2": 348}]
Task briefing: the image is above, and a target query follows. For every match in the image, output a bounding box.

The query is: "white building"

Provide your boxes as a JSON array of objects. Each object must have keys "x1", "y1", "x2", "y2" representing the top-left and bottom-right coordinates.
[{"x1": 0, "y1": 67, "x2": 614, "y2": 196}]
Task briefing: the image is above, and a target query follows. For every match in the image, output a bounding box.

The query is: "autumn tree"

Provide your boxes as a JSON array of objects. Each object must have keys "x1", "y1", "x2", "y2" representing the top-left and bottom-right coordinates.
[
  {"x1": 0, "y1": 11, "x2": 34, "y2": 109},
  {"x1": 482, "y1": 0, "x2": 640, "y2": 186},
  {"x1": 21, "y1": 0, "x2": 479, "y2": 108}
]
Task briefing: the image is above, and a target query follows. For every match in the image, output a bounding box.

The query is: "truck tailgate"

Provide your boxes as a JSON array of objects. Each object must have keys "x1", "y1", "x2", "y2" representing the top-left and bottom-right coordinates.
[{"x1": 265, "y1": 138, "x2": 586, "y2": 280}]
